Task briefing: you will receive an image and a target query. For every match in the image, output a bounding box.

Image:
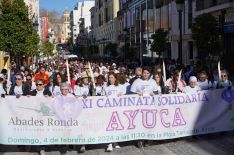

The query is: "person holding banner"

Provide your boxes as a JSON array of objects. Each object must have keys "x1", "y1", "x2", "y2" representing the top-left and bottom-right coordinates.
[
  {"x1": 183, "y1": 76, "x2": 201, "y2": 94},
  {"x1": 9, "y1": 73, "x2": 30, "y2": 97},
  {"x1": 0, "y1": 74, "x2": 7, "y2": 96},
  {"x1": 153, "y1": 72, "x2": 164, "y2": 94},
  {"x1": 73, "y1": 71, "x2": 93, "y2": 98},
  {"x1": 168, "y1": 70, "x2": 186, "y2": 93},
  {"x1": 130, "y1": 66, "x2": 161, "y2": 96},
  {"x1": 130, "y1": 67, "x2": 161, "y2": 148},
  {"x1": 216, "y1": 70, "x2": 233, "y2": 89},
  {"x1": 104, "y1": 72, "x2": 122, "y2": 97},
  {"x1": 95, "y1": 74, "x2": 105, "y2": 96},
  {"x1": 104, "y1": 72, "x2": 122, "y2": 152},
  {"x1": 197, "y1": 71, "x2": 215, "y2": 90},
  {"x1": 29, "y1": 79, "x2": 52, "y2": 97}
]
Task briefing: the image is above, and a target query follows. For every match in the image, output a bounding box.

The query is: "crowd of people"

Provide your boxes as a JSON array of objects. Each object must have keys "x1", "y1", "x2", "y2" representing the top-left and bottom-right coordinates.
[{"x1": 0, "y1": 58, "x2": 233, "y2": 154}]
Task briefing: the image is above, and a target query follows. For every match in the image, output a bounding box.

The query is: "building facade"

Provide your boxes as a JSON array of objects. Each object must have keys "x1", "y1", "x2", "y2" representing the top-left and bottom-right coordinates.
[
  {"x1": 117, "y1": 0, "x2": 198, "y2": 64},
  {"x1": 62, "y1": 9, "x2": 71, "y2": 43},
  {"x1": 195, "y1": 0, "x2": 234, "y2": 64},
  {"x1": 91, "y1": 0, "x2": 120, "y2": 56},
  {"x1": 70, "y1": 1, "x2": 95, "y2": 44}
]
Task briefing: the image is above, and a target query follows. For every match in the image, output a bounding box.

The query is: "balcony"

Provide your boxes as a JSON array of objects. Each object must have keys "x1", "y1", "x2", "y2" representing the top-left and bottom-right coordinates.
[{"x1": 196, "y1": 0, "x2": 233, "y2": 11}]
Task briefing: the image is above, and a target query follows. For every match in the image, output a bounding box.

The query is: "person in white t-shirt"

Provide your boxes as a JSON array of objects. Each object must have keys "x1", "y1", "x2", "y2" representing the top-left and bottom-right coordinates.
[
  {"x1": 104, "y1": 72, "x2": 122, "y2": 152},
  {"x1": 130, "y1": 67, "x2": 161, "y2": 96},
  {"x1": 104, "y1": 72, "x2": 122, "y2": 97},
  {"x1": 74, "y1": 72, "x2": 92, "y2": 98},
  {"x1": 197, "y1": 72, "x2": 214, "y2": 90},
  {"x1": 0, "y1": 74, "x2": 6, "y2": 96},
  {"x1": 183, "y1": 76, "x2": 201, "y2": 93}
]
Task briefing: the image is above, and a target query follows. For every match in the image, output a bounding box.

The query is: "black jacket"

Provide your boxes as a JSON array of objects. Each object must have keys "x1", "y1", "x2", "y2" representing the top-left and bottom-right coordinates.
[
  {"x1": 9, "y1": 84, "x2": 30, "y2": 96},
  {"x1": 29, "y1": 89, "x2": 52, "y2": 96}
]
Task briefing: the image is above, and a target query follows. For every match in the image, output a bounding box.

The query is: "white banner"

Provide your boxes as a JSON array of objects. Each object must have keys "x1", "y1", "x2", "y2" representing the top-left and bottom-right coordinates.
[{"x1": 0, "y1": 89, "x2": 234, "y2": 145}]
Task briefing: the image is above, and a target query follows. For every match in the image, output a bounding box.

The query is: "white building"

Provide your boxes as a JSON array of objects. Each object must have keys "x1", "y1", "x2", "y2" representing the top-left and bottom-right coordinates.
[
  {"x1": 24, "y1": 0, "x2": 41, "y2": 38},
  {"x1": 91, "y1": 0, "x2": 120, "y2": 56},
  {"x1": 62, "y1": 9, "x2": 71, "y2": 43},
  {"x1": 70, "y1": 1, "x2": 95, "y2": 44}
]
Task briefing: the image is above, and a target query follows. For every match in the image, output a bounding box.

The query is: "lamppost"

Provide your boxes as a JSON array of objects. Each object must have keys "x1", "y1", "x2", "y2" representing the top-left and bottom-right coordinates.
[
  {"x1": 32, "y1": 14, "x2": 39, "y2": 67},
  {"x1": 176, "y1": 0, "x2": 184, "y2": 65}
]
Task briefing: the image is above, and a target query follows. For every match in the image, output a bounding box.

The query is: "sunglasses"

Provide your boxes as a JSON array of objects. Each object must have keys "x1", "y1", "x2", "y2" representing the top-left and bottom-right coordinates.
[
  {"x1": 36, "y1": 83, "x2": 43, "y2": 86},
  {"x1": 16, "y1": 78, "x2": 22, "y2": 81},
  {"x1": 221, "y1": 75, "x2": 227, "y2": 77},
  {"x1": 26, "y1": 78, "x2": 32, "y2": 81}
]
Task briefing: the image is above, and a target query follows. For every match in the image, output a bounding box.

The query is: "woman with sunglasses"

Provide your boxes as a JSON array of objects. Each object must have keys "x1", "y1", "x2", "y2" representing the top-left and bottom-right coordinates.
[
  {"x1": 216, "y1": 70, "x2": 233, "y2": 89},
  {"x1": 29, "y1": 79, "x2": 52, "y2": 97},
  {"x1": 9, "y1": 73, "x2": 30, "y2": 96}
]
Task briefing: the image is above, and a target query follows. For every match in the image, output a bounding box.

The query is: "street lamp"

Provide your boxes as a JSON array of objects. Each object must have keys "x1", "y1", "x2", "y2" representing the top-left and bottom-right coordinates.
[{"x1": 176, "y1": 0, "x2": 184, "y2": 65}]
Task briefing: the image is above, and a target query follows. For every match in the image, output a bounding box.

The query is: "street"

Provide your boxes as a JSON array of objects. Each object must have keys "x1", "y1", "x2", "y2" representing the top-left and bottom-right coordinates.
[{"x1": 1, "y1": 132, "x2": 234, "y2": 155}]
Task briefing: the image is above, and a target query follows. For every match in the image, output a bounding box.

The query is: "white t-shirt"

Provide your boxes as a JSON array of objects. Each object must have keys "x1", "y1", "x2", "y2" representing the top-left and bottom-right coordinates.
[
  {"x1": 96, "y1": 85, "x2": 105, "y2": 96},
  {"x1": 120, "y1": 83, "x2": 130, "y2": 95},
  {"x1": 197, "y1": 80, "x2": 213, "y2": 90},
  {"x1": 14, "y1": 86, "x2": 23, "y2": 95},
  {"x1": 0, "y1": 84, "x2": 6, "y2": 95},
  {"x1": 36, "y1": 89, "x2": 44, "y2": 97},
  {"x1": 104, "y1": 85, "x2": 122, "y2": 96},
  {"x1": 183, "y1": 86, "x2": 201, "y2": 94},
  {"x1": 74, "y1": 85, "x2": 90, "y2": 96},
  {"x1": 130, "y1": 78, "x2": 161, "y2": 95},
  {"x1": 53, "y1": 86, "x2": 61, "y2": 96}
]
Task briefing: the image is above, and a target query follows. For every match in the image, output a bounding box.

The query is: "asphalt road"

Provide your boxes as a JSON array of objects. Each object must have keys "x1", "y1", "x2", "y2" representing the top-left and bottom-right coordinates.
[{"x1": 1, "y1": 131, "x2": 234, "y2": 155}]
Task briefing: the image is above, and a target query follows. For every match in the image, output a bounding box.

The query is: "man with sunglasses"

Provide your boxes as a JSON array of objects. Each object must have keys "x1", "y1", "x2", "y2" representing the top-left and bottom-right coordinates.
[
  {"x1": 9, "y1": 73, "x2": 30, "y2": 96},
  {"x1": 29, "y1": 79, "x2": 52, "y2": 97}
]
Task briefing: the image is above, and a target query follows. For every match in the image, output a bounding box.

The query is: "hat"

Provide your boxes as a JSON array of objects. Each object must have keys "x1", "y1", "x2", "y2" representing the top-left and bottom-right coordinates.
[
  {"x1": 189, "y1": 76, "x2": 197, "y2": 82},
  {"x1": 80, "y1": 71, "x2": 90, "y2": 78},
  {"x1": 112, "y1": 63, "x2": 116, "y2": 66}
]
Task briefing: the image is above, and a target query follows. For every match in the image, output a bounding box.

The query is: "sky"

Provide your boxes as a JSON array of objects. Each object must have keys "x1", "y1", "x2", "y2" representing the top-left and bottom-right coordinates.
[{"x1": 40, "y1": 0, "x2": 94, "y2": 14}]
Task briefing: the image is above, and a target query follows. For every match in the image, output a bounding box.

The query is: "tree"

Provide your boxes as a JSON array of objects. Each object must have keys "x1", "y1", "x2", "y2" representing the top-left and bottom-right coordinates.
[
  {"x1": 0, "y1": 0, "x2": 40, "y2": 58},
  {"x1": 104, "y1": 43, "x2": 118, "y2": 57},
  {"x1": 42, "y1": 41, "x2": 54, "y2": 57},
  {"x1": 150, "y1": 28, "x2": 168, "y2": 57},
  {"x1": 192, "y1": 13, "x2": 220, "y2": 58}
]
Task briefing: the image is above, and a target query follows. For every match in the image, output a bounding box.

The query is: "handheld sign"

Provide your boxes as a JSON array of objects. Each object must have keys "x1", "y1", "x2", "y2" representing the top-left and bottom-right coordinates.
[
  {"x1": 218, "y1": 61, "x2": 221, "y2": 81},
  {"x1": 176, "y1": 70, "x2": 182, "y2": 93},
  {"x1": 66, "y1": 59, "x2": 71, "y2": 84},
  {"x1": 88, "y1": 62, "x2": 96, "y2": 89},
  {"x1": 163, "y1": 60, "x2": 166, "y2": 83}
]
